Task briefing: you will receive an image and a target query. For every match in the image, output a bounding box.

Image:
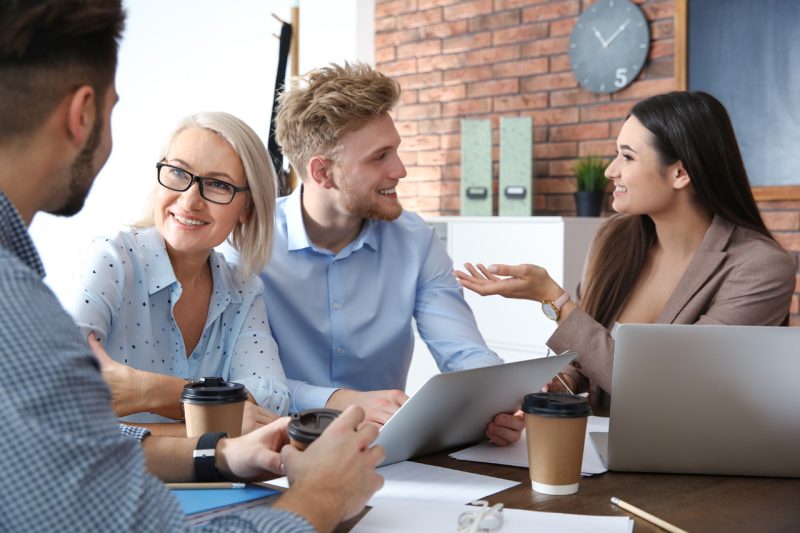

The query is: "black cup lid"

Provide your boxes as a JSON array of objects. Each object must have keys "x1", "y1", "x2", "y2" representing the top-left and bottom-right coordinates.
[
  {"x1": 180, "y1": 377, "x2": 247, "y2": 404},
  {"x1": 288, "y1": 408, "x2": 341, "y2": 444},
  {"x1": 522, "y1": 392, "x2": 591, "y2": 418}
]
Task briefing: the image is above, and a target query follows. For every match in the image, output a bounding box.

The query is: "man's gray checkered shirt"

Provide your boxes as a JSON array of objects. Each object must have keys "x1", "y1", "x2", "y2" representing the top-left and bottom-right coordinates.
[{"x1": 0, "y1": 192, "x2": 312, "y2": 531}]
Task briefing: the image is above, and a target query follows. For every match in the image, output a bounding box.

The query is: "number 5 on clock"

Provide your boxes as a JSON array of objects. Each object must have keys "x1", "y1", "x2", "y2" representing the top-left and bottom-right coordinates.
[{"x1": 614, "y1": 68, "x2": 629, "y2": 88}]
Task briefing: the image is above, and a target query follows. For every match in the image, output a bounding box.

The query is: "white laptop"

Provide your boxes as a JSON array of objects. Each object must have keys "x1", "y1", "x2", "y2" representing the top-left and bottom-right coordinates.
[
  {"x1": 375, "y1": 353, "x2": 574, "y2": 466},
  {"x1": 593, "y1": 324, "x2": 800, "y2": 478}
]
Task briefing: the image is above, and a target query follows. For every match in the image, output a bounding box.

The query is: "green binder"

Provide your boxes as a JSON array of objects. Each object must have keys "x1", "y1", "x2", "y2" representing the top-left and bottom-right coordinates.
[
  {"x1": 460, "y1": 119, "x2": 492, "y2": 216},
  {"x1": 499, "y1": 117, "x2": 533, "y2": 216}
]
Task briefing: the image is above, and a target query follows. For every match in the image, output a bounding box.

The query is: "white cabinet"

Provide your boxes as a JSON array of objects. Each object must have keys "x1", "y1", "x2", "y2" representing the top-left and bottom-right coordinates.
[{"x1": 407, "y1": 217, "x2": 603, "y2": 394}]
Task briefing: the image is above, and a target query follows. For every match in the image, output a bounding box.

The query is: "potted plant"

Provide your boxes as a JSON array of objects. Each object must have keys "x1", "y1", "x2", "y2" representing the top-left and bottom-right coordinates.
[{"x1": 574, "y1": 156, "x2": 609, "y2": 217}]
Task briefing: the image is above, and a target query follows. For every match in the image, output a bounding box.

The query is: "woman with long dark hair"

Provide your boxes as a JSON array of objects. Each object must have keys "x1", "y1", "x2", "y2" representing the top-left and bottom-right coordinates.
[{"x1": 455, "y1": 91, "x2": 795, "y2": 403}]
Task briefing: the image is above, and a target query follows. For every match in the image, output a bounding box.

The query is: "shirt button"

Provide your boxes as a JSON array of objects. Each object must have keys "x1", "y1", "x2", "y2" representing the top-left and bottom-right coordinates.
[
  {"x1": 336, "y1": 347, "x2": 344, "y2": 353},
  {"x1": 332, "y1": 301, "x2": 341, "y2": 309}
]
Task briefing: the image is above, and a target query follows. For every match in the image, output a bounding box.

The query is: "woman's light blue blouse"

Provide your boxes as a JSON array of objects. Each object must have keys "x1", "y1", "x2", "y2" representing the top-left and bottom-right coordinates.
[{"x1": 67, "y1": 227, "x2": 289, "y2": 421}]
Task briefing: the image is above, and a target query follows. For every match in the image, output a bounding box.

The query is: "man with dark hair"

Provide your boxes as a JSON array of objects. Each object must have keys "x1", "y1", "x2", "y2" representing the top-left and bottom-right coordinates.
[
  {"x1": 0, "y1": 2, "x2": 383, "y2": 531},
  {"x1": 0, "y1": 0, "x2": 123, "y2": 219}
]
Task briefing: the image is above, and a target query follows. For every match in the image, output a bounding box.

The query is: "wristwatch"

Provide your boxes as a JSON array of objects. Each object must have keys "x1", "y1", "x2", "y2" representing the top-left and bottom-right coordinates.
[
  {"x1": 194, "y1": 431, "x2": 227, "y2": 482},
  {"x1": 541, "y1": 292, "x2": 571, "y2": 321}
]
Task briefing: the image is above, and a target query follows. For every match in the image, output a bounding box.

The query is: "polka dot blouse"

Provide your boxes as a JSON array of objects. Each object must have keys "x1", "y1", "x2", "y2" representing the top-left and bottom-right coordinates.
[{"x1": 67, "y1": 227, "x2": 289, "y2": 422}]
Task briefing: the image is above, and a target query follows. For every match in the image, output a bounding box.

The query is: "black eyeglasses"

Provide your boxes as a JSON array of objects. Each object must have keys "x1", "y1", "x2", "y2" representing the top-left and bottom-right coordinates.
[{"x1": 156, "y1": 162, "x2": 250, "y2": 205}]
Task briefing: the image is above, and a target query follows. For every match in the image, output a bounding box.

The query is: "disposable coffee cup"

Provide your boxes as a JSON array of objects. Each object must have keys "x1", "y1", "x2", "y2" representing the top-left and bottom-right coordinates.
[
  {"x1": 522, "y1": 392, "x2": 591, "y2": 495},
  {"x1": 181, "y1": 377, "x2": 247, "y2": 438},
  {"x1": 288, "y1": 408, "x2": 341, "y2": 450}
]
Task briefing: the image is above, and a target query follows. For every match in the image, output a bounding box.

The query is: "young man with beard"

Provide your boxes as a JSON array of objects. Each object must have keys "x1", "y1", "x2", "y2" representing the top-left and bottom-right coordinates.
[
  {"x1": 252, "y1": 63, "x2": 524, "y2": 445},
  {"x1": 0, "y1": 3, "x2": 383, "y2": 531}
]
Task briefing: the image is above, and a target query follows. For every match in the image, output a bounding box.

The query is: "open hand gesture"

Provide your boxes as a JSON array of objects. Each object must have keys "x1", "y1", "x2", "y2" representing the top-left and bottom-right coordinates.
[{"x1": 454, "y1": 263, "x2": 563, "y2": 302}]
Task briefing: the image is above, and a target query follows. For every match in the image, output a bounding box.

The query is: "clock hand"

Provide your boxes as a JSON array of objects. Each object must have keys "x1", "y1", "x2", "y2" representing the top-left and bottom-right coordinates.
[
  {"x1": 604, "y1": 18, "x2": 631, "y2": 47},
  {"x1": 591, "y1": 25, "x2": 609, "y2": 48}
]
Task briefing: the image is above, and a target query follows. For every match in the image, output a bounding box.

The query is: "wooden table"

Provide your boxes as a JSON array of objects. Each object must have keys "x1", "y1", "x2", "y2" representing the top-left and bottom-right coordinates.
[{"x1": 405, "y1": 451, "x2": 800, "y2": 532}]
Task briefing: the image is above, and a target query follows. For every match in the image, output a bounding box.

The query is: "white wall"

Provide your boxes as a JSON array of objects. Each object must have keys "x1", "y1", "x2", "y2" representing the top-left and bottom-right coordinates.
[{"x1": 31, "y1": 0, "x2": 375, "y2": 302}]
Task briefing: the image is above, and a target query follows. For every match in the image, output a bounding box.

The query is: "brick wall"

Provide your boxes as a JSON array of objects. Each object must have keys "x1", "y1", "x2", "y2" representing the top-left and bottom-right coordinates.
[
  {"x1": 759, "y1": 200, "x2": 800, "y2": 326},
  {"x1": 375, "y1": 0, "x2": 799, "y2": 325}
]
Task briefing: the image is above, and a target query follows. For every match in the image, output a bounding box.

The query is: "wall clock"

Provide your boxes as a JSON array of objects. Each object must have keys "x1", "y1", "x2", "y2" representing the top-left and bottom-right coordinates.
[{"x1": 568, "y1": 0, "x2": 650, "y2": 94}]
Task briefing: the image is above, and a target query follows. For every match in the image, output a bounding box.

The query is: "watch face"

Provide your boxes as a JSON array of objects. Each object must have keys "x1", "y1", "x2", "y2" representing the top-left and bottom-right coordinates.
[
  {"x1": 542, "y1": 301, "x2": 558, "y2": 321},
  {"x1": 568, "y1": 0, "x2": 650, "y2": 94}
]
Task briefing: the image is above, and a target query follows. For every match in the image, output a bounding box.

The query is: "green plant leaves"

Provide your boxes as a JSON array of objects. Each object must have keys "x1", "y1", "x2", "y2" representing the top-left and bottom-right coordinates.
[{"x1": 574, "y1": 156, "x2": 609, "y2": 192}]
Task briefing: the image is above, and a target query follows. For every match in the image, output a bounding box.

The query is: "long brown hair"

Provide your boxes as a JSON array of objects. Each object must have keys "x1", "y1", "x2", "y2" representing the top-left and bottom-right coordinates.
[{"x1": 581, "y1": 91, "x2": 773, "y2": 326}]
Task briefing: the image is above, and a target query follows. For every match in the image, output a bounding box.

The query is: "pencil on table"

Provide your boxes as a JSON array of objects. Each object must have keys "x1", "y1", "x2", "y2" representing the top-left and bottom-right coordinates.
[
  {"x1": 166, "y1": 482, "x2": 246, "y2": 490},
  {"x1": 610, "y1": 497, "x2": 688, "y2": 533}
]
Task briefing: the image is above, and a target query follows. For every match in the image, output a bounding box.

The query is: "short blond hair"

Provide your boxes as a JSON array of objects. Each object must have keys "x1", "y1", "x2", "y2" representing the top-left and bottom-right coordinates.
[
  {"x1": 137, "y1": 112, "x2": 276, "y2": 278},
  {"x1": 275, "y1": 62, "x2": 400, "y2": 177}
]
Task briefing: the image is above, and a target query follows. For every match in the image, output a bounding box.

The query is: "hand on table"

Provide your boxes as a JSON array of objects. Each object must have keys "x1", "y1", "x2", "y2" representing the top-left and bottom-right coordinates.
[
  {"x1": 242, "y1": 401, "x2": 280, "y2": 434},
  {"x1": 88, "y1": 332, "x2": 147, "y2": 416},
  {"x1": 326, "y1": 388, "x2": 409, "y2": 425},
  {"x1": 276, "y1": 406, "x2": 385, "y2": 530},
  {"x1": 485, "y1": 410, "x2": 524, "y2": 446},
  {"x1": 216, "y1": 416, "x2": 290, "y2": 480}
]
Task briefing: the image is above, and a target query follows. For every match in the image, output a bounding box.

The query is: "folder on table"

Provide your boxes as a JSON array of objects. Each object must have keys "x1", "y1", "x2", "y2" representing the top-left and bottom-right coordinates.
[{"x1": 172, "y1": 485, "x2": 279, "y2": 516}]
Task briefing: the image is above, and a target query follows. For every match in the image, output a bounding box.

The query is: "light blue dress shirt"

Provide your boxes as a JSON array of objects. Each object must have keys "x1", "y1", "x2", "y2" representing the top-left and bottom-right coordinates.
[
  {"x1": 254, "y1": 186, "x2": 502, "y2": 412},
  {"x1": 68, "y1": 227, "x2": 289, "y2": 420}
]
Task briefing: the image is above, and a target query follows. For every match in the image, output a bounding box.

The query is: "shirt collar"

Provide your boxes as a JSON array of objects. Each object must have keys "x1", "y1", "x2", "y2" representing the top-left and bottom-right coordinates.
[
  {"x1": 133, "y1": 226, "x2": 241, "y2": 304},
  {"x1": 284, "y1": 184, "x2": 379, "y2": 255},
  {"x1": 0, "y1": 192, "x2": 45, "y2": 277},
  {"x1": 349, "y1": 218, "x2": 379, "y2": 254},
  {"x1": 285, "y1": 185, "x2": 313, "y2": 251},
  {"x1": 208, "y1": 246, "x2": 242, "y2": 305},
  {"x1": 696, "y1": 214, "x2": 736, "y2": 253},
  {"x1": 133, "y1": 227, "x2": 177, "y2": 295}
]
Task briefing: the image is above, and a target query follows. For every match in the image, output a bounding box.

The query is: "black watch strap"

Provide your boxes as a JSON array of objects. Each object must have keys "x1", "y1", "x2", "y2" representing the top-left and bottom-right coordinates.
[{"x1": 194, "y1": 431, "x2": 227, "y2": 482}]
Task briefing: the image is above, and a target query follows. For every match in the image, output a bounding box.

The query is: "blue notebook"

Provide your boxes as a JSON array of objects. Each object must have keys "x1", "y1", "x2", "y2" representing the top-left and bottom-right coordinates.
[{"x1": 172, "y1": 485, "x2": 280, "y2": 516}]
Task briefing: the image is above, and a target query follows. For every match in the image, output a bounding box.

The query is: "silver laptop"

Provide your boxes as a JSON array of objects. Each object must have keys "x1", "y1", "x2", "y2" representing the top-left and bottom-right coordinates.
[
  {"x1": 375, "y1": 353, "x2": 574, "y2": 466},
  {"x1": 594, "y1": 324, "x2": 800, "y2": 478}
]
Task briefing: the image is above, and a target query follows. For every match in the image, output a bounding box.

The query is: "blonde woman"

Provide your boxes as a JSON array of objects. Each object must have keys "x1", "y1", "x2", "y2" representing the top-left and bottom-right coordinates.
[{"x1": 68, "y1": 112, "x2": 288, "y2": 434}]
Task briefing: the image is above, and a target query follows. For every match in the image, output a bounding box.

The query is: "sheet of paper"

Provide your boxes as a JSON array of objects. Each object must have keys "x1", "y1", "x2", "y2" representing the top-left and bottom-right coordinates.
[
  {"x1": 268, "y1": 461, "x2": 519, "y2": 505},
  {"x1": 369, "y1": 460, "x2": 519, "y2": 504},
  {"x1": 352, "y1": 498, "x2": 633, "y2": 533},
  {"x1": 449, "y1": 416, "x2": 610, "y2": 476}
]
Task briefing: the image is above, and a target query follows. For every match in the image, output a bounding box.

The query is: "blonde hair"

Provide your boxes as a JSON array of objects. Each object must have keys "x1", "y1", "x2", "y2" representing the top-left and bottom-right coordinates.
[
  {"x1": 275, "y1": 62, "x2": 400, "y2": 177},
  {"x1": 136, "y1": 111, "x2": 276, "y2": 278}
]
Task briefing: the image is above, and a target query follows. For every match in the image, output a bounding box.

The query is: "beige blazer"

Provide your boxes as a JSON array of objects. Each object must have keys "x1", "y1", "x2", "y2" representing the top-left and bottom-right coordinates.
[{"x1": 547, "y1": 216, "x2": 797, "y2": 401}]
